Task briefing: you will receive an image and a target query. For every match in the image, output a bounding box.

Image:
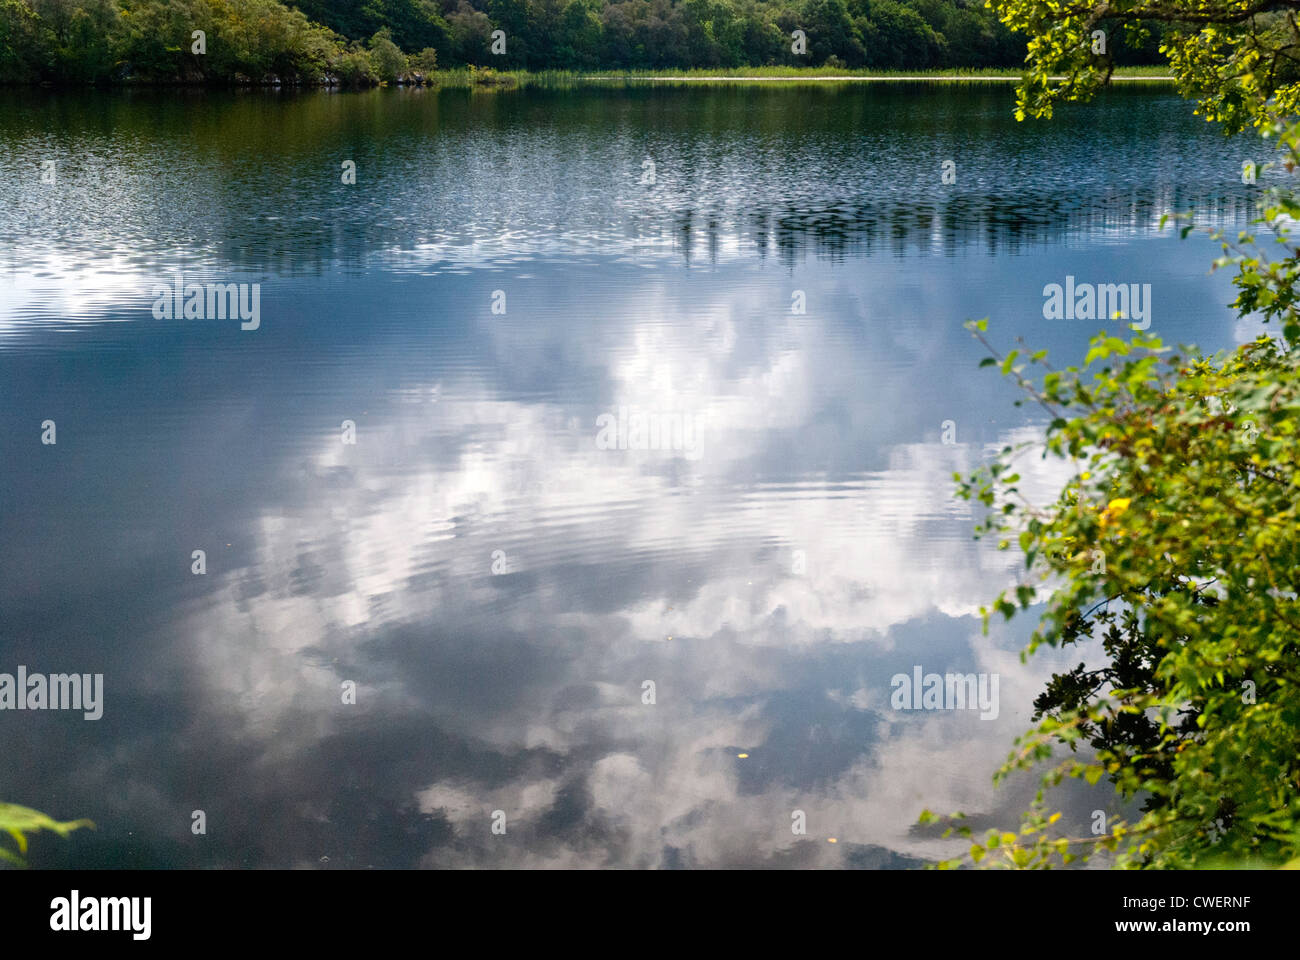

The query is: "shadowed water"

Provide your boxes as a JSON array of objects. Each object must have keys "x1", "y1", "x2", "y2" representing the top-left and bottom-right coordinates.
[{"x1": 0, "y1": 84, "x2": 1264, "y2": 868}]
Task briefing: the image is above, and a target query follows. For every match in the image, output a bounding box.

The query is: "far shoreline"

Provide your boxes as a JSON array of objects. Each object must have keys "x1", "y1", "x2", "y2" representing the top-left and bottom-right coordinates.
[
  {"x1": 2, "y1": 67, "x2": 1175, "y2": 91},
  {"x1": 585, "y1": 75, "x2": 1176, "y2": 82}
]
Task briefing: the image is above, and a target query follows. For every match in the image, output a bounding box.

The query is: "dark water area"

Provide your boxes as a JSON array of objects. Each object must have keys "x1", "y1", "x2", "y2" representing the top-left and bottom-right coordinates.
[{"x1": 0, "y1": 83, "x2": 1267, "y2": 867}]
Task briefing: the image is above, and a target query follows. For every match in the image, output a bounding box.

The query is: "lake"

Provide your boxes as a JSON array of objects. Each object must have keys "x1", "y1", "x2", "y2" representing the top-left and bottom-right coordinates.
[{"x1": 0, "y1": 83, "x2": 1262, "y2": 868}]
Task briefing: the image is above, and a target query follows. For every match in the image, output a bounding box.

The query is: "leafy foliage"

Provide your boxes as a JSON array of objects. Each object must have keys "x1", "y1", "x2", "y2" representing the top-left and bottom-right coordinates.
[
  {"x1": 988, "y1": 0, "x2": 1300, "y2": 131},
  {"x1": 368, "y1": 26, "x2": 410, "y2": 81},
  {"x1": 925, "y1": 105, "x2": 1300, "y2": 866},
  {"x1": 892, "y1": 0, "x2": 1300, "y2": 874},
  {"x1": 0, "y1": 803, "x2": 94, "y2": 867},
  {"x1": 945, "y1": 326, "x2": 1300, "y2": 867}
]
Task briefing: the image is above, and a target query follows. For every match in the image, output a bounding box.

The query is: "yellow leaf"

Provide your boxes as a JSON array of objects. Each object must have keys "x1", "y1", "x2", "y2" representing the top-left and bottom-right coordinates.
[{"x1": 1099, "y1": 497, "x2": 1132, "y2": 529}]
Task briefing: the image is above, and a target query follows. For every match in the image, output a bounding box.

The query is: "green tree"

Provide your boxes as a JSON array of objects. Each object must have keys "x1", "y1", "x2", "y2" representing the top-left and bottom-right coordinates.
[
  {"x1": 905, "y1": 0, "x2": 1300, "y2": 873},
  {"x1": 411, "y1": 44, "x2": 439, "y2": 72},
  {"x1": 368, "y1": 25, "x2": 408, "y2": 79},
  {"x1": 486, "y1": 0, "x2": 532, "y2": 67},
  {"x1": 115, "y1": 0, "x2": 215, "y2": 81},
  {"x1": 988, "y1": 0, "x2": 1296, "y2": 132},
  {"x1": 860, "y1": 0, "x2": 943, "y2": 69},
  {"x1": 289, "y1": 0, "x2": 450, "y2": 53},
  {"x1": 30, "y1": 0, "x2": 120, "y2": 81},
  {"x1": 334, "y1": 41, "x2": 378, "y2": 83},
  {"x1": 0, "y1": 0, "x2": 1039, "y2": 77},
  {"x1": 445, "y1": 0, "x2": 492, "y2": 65},
  {"x1": 801, "y1": 0, "x2": 866, "y2": 66},
  {"x1": 555, "y1": 0, "x2": 604, "y2": 68},
  {"x1": 0, "y1": 0, "x2": 42, "y2": 82},
  {"x1": 941, "y1": 300, "x2": 1300, "y2": 867}
]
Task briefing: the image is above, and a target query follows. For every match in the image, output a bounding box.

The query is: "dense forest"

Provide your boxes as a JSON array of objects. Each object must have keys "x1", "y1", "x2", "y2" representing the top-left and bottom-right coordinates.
[{"x1": 0, "y1": 0, "x2": 1162, "y2": 84}]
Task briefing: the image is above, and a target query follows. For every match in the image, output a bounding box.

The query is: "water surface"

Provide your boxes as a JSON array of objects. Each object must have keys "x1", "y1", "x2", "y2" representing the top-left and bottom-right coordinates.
[{"x1": 0, "y1": 84, "x2": 1262, "y2": 868}]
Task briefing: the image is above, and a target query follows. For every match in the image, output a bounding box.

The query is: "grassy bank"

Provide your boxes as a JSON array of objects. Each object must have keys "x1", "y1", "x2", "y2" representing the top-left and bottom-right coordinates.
[{"x1": 426, "y1": 65, "x2": 1173, "y2": 89}]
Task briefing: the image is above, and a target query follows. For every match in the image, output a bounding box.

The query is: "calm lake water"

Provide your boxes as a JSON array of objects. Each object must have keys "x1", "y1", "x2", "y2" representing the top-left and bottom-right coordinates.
[{"x1": 0, "y1": 84, "x2": 1264, "y2": 868}]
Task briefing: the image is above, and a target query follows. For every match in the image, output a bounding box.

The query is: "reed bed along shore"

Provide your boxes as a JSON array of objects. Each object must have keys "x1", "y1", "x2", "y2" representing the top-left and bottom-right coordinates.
[{"x1": 424, "y1": 65, "x2": 1173, "y2": 88}]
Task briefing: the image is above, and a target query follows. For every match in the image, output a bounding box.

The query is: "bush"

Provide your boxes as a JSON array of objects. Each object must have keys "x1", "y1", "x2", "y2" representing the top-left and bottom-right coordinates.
[
  {"x1": 367, "y1": 26, "x2": 407, "y2": 82},
  {"x1": 333, "y1": 44, "x2": 376, "y2": 86},
  {"x1": 411, "y1": 46, "x2": 438, "y2": 73}
]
